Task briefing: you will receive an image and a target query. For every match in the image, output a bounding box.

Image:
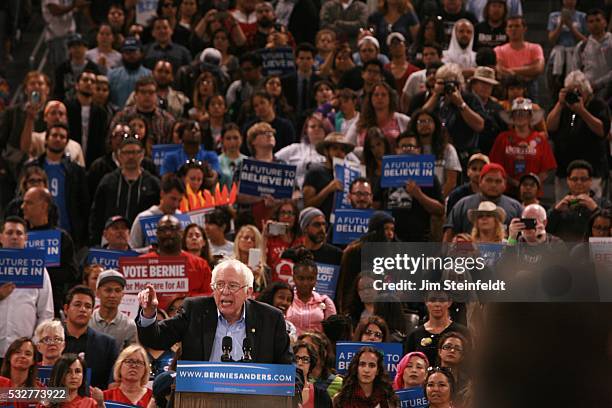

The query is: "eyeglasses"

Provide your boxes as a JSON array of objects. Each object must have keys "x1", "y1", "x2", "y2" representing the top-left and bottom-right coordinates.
[
  {"x1": 399, "y1": 144, "x2": 419, "y2": 150},
  {"x1": 279, "y1": 210, "x2": 296, "y2": 217},
  {"x1": 40, "y1": 336, "x2": 64, "y2": 345},
  {"x1": 427, "y1": 366, "x2": 452, "y2": 374},
  {"x1": 441, "y1": 344, "x2": 463, "y2": 352},
  {"x1": 295, "y1": 356, "x2": 311, "y2": 363},
  {"x1": 123, "y1": 359, "x2": 146, "y2": 367},
  {"x1": 364, "y1": 329, "x2": 383, "y2": 339},
  {"x1": 211, "y1": 281, "x2": 247, "y2": 293},
  {"x1": 568, "y1": 176, "x2": 590, "y2": 182},
  {"x1": 113, "y1": 131, "x2": 131, "y2": 139}
]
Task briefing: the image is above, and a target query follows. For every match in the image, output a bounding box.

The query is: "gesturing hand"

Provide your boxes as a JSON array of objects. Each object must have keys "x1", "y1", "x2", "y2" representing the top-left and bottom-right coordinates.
[{"x1": 137, "y1": 284, "x2": 159, "y2": 318}]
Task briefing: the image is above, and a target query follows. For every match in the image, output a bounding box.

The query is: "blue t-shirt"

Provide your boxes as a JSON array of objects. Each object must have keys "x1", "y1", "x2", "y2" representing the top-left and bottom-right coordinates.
[
  {"x1": 547, "y1": 10, "x2": 587, "y2": 47},
  {"x1": 44, "y1": 161, "x2": 72, "y2": 232}
]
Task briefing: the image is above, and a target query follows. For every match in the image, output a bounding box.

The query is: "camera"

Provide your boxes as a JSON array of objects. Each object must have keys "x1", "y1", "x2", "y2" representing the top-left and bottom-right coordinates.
[
  {"x1": 30, "y1": 91, "x2": 40, "y2": 104},
  {"x1": 520, "y1": 218, "x2": 537, "y2": 230},
  {"x1": 444, "y1": 81, "x2": 458, "y2": 95},
  {"x1": 267, "y1": 222, "x2": 289, "y2": 236},
  {"x1": 565, "y1": 89, "x2": 581, "y2": 105}
]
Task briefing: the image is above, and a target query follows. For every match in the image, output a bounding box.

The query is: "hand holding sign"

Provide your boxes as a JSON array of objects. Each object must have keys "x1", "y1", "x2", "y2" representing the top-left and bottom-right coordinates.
[
  {"x1": 138, "y1": 284, "x2": 159, "y2": 318},
  {"x1": 327, "y1": 179, "x2": 344, "y2": 194},
  {"x1": 405, "y1": 180, "x2": 422, "y2": 197}
]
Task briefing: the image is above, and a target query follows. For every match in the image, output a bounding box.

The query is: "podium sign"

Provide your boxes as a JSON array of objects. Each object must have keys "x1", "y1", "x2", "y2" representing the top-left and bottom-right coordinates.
[{"x1": 176, "y1": 361, "x2": 295, "y2": 397}]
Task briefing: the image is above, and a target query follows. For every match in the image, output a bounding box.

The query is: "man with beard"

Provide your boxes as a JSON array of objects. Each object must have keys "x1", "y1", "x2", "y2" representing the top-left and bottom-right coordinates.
[
  {"x1": 21, "y1": 186, "x2": 79, "y2": 316},
  {"x1": 348, "y1": 177, "x2": 374, "y2": 209},
  {"x1": 111, "y1": 76, "x2": 175, "y2": 145},
  {"x1": 160, "y1": 120, "x2": 220, "y2": 176},
  {"x1": 127, "y1": 60, "x2": 188, "y2": 119},
  {"x1": 474, "y1": 0, "x2": 509, "y2": 50},
  {"x1": 89, "y1": 136, "x2": 160, "y2": 245},
  {"x1": 65, "y1": 70, "x2": 109, "y2": 167},
  {"x1": 63, "y1": 285, "x2": 118, "y2": 389},
  {"x1": 299, "y1": 207, "x2": 342, "y2": 267},
  {"x1": 443, "y1": 163, "x2": 523, "y2": 241},
  {"x1": 26, "y1": 123, "x2": 89, "y2": 247},
  {"x1": 53, "y1": 33, "x2": 100, "y2": 102},
  {"x1": 439, "y1": 0, "x2": 477, "y2": 46},
  {"x1": 249, "y1": 2, "x2": 283, "y2": 50},
  {"x1": 143, "y1": 17, "x2": 192, "y2": 72},
  {"x1": 129, "y1": 174, "x2": 186, "y2": 251},
  {"x1": 443, "y1": 19, "x2": 477, "y2": 76},
  {"x1": 138, "y1": 215, "x2": 213, "y2": 309},
  {"x1": 108, "y1": 36, "x2": 151, "y2": 108},
  {"x1": 89, "y1": 269, "x2": 138, "y2": 349}
]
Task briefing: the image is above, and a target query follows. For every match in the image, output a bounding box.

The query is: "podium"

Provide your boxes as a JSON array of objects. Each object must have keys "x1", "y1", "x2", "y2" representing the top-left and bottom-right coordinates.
[{"x1": 175, "y1": 361, "x2": 295, "y2": 408}]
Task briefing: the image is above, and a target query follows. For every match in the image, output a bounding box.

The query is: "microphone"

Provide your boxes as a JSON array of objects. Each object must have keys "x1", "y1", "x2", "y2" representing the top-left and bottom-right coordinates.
[
  {"x1": 241, "y1": 337, "x2": 253, "y2": 362},
  {"x1": 221, "y1": 336, "x2": 234, "y2": 362}
]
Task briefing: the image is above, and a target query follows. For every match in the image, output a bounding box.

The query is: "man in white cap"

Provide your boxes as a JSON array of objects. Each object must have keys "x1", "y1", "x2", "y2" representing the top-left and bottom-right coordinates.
[{"x1": 89, "y1": 269, "x2": 138, "y2": 349}]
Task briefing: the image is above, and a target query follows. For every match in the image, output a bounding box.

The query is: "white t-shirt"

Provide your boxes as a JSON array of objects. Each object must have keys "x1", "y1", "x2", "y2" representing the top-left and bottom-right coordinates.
[
  {"x1": 85, "y1": 48, "x2": 122, "y2": 72},
  {"x1": 42, "y1": 0, "x2": 76, "y2": 41},
  {"x1": 81, "y1": 105, "x2": 90, "y2": 155}
]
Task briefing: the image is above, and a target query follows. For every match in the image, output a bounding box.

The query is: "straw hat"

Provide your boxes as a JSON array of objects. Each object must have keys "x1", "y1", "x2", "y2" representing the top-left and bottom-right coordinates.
[
  {"x1": 469, "y1": 66, "x2": 499, "y2": 85},
  {"x1": 315, "y1": 132, "x2": 355, "y2": 155},
  {"x1": 468, "y1": 201, "x2": 507, "y2": 224}
]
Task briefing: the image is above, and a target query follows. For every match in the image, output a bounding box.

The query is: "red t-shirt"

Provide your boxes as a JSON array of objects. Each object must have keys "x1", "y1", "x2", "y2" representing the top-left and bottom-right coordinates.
[
  {"x1": 1, "y1": 377, "x2": 43, "y2": 408},
  {"x1": 494, "y1": 42, "x2": 544, "y2": 69},
  {"x1": 267, "y1": 235, "x2": 304, "y2": 277},
  {"x1": 103, "y1": 387, "x2": 152, "y2": 408},
  {"x1": 489, "y1": 130, "x2": 557, "y2": 191},
  {"x1": 139, "y1": 251, "x2": 213, "y2": 309}
]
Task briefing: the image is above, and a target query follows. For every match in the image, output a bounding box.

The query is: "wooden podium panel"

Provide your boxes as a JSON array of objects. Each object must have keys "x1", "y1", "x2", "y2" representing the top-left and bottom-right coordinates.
[{"x1": 175, "y1": 392, "x2": 294, "y2": 408}]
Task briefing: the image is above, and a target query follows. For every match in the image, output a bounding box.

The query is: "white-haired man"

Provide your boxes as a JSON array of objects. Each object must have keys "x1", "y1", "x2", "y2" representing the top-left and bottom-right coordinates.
[
  {"x1": 507, "y1": 203, "x2": 560, "y2": 245},
  {"x1": 136, "y1": 259, "x2": 292, "y2": 363}
]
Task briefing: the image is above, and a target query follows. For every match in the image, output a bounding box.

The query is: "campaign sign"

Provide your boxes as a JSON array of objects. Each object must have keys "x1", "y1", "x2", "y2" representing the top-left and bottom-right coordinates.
[
  {"x1": 238, "y1": 159, "x2": 296, "y2": 199},
  {"x1": 38, "y1": 367, "x2": 91, "y2": 387},
  {"x1": 396, "y1": 387, "x2": 428, "y2": 408},
  {"x1": 119, "y1": 256, "x2": 188, "y2": 295},
  {"x1": 477, "y1": 243, "x2": 505, "y2": 267},
  {"x1": 332, "y1": 209, "x2": 374, "y2": 245},
  {"x1": 0, "y1": 248, "x2": 46, "y2": 288},
  {"x1": 176, "y1": 361, "x2": 295, "y2": 397},
  {"x1": 381, "y1": 154, "x2": 435, "y2": 188},
  {"x1": 315, "y1": 262, "x2": 340, "y2": 300},
  {"x1": 259, "y1": 47, "x2": 296, "y2": 76},
  {"x1": 152, "y1": 144, "x2": 180, "y2": 172},
  {"x1": 333, "y1": 161, "x2": 364, "y2": 210},
  {"x1": 140, "y1": 213, "x2": 192, "y2": 244},
  {"x1": 186, "y1": 207, "x2": 213, "y2": 227},
  {"x1": 25, "y1": 229, "x2": 61, "y2": 267},
  {"x1": 104, "y1": 403, "x2": 139, "y2": 408},
  {"x1": 87, "y1": 248, "x2": 139, "y2": 270},
  {"x1": 336, "y1": 342, "x2": 403, "y2": 379}
]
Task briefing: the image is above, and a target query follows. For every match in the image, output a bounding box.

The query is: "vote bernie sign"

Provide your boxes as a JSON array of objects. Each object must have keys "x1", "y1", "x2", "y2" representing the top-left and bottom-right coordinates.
[
  {"x1": 381, "y1": 154, "x2": 435, "y2": 188},
  {"x1": 238, "y1": 159, "x2": 296, "y2": 199},
  {"x1": 0, "y1": 248, "x2": 46, "y2": 288},
  {"x1": 315, "y1": 263, "x2": 340, "y2": 300}
]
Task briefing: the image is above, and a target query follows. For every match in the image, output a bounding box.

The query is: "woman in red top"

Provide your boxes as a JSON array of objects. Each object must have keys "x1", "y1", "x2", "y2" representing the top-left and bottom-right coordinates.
[
  {"x1": 43, "y1": 354, "x2": 103, "y2": 408},
  {"x1": 0, "y1": 337, "x2": 39, "y2": 389},
  {"x1": 490, "y1": 98, "x2": 557, "y2": 197},
  {"x1": 264, "y1": 199, "x2": 304, "y2": 282},
  {"x1": 104, "y1": 345, "x2": 152, "y2": 407}
]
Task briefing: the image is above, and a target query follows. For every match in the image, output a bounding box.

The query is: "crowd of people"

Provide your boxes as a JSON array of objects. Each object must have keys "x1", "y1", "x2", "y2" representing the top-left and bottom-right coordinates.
[{"x1": 1, "y1": 0, "x2": 612, "y2": 406}]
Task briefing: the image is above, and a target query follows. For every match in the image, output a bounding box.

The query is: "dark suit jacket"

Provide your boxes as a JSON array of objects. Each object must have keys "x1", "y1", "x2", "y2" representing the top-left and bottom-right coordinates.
[
  {"x1": 137, "y1": 296, "x2": 292, "y2": 364},
  {"x1": 64, "y1": 327, "x2": 119, "y2": 389},
  {"x1": 65, "y1": 99, "x2": 109, "y2": 168},
  {"x1": 281, "y1": 72, "x2": 322, "y2": 112}
]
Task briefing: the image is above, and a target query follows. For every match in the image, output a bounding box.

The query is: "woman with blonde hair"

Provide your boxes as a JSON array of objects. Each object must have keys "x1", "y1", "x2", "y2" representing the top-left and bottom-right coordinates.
[
  {"x1": 104, "y1": 344, "x2": 152, "y2": 407},
  {"x1": 467, "y1": 201, "x2": 506, "y2": 243},
  {"x1": 233, "y1": 225, "x2": 269, "y2": 296}
]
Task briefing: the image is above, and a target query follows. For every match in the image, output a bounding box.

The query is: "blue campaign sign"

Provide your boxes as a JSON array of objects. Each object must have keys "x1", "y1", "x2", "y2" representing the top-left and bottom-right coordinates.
[
  {"x1": 0, "y1": 248, "x2": 46, "y2": 288},
  {"x1": 25, "y1": 229, "x2": 62, "y2": 267},
  {"x1": 477, "y1": 243, "x2": 505, "y2": 267},
  {"x1": 333, "y1": 162, "x2": 363, "y2": 210},
  {"x1": 396, "y1": 387, "x2": 428, "y2": 408},
  {"x1": 332, "y1": 209, "x2": 374, "y2": 245},
  {"x1": 152, "y1": 144, "x2": 181, "y2": 171},
  {"x1": 335, "y1": 342, "x2": 403, "y2": 379},
  {"x1": 140, "y1": 213, "x2": 192, "y2": 244},
  {"x1": 259, "y1": 47, "x2": 296, "y2": 76},
  {"x1": 104, "y1": 403, "x2": 139, "y2": 408},
  {"x1": 238, "y1": 159, "x2": 296, "y2": 199},
  {"x1": 175, "y1": 361, "x2": 295, "y2": 397},
  {"x1": 381, "y1": 154, "x2": 435, "y2": 188},
  {"x1": 87, "y1": 249, "x2": 139, "y2": 269},
  {"x1": 315, "y1": 262, "x2": 340, "y2": 300}
]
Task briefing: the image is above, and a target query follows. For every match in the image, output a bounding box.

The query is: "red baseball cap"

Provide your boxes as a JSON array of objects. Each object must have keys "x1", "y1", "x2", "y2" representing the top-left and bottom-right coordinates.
[{"x1": 479, "y1": 163, "x2": 507, "y2": 180}]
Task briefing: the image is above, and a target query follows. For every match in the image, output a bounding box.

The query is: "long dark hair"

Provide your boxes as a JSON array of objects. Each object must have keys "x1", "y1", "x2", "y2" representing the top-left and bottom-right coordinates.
[
  {"x1": 1, "y1": 337, "x2": 38, "y2": 386},
  {"x1": 181, "y1": 223, "x2": 213, "y2": 265},
  {"x1": 584, "y1": 209, "x2": 612, "y2": 241},
  {"x1": 347, "y1": 272, "x2": 377, "y2": 328},
  {"x1": 363, "y1": 127, "x2": 392, "y2": 178},
  {"x1": 416, "y1": 17, "x2": 445, "y2": 47},
  {"x1": 298, "y1": 332, "x2": 335, "y2": 380},
  {"x1": 49, "y1": 354, "x2": 88, "y2": 398},
  {"x1": 272, "y1": 199, "x2": 301, "y2": 239},
  {"x1": 263, "y1": 75, "x2": 294, "y2": 118},
  {"x1": 334, "y1": 346, "x2": 398, "y2": 407},
  {"x1": 410, "y1": 108, "x2": 447, "y2": 160},
  {"x1": 358, "y1": 82, "x2": 399, "y2": 131},
  {"x1": 373, "y1": 295, "x2": 408, "y2": 337}
]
